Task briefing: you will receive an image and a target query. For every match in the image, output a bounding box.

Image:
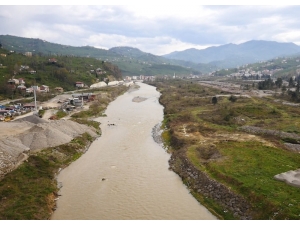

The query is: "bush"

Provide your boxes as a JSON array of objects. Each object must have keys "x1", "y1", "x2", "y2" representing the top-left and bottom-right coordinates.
[
  {"x1": 229, "y1": 95, "x2": 237, "y2": 102},
  {"x1": 212, "y1": 96, "x2": 218, "y2": 105}
]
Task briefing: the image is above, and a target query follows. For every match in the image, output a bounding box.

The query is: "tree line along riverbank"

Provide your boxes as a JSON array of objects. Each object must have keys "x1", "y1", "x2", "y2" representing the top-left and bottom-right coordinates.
[
  {"x1": 147, "y1": 79, "x2": 300, "y2": 220},
  {"x1": 0, "y1": 85, "x2": 128, "y2": 219}
]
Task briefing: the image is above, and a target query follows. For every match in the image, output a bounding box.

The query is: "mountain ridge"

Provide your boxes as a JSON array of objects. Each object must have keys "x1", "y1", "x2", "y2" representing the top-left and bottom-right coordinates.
[
  {"x1": 163, "y1": 40, "x2": 300, "y2": 68},
  {"x1": 0, "y1": 35, "x2": 206, "y2": 75},
  {"x1": 1, "y1": 35, "x2": 300, "y2": 74}
]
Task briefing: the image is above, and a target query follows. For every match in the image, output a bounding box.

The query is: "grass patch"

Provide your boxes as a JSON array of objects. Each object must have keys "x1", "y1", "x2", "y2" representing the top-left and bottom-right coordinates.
[
  {"x1": 55, "y1": 110, "x2": 67, "y2": 119},
  {"x1": 0, "y1": 132, "x2": 94, "y2": 220},
  {"x1": 208, "y1": 141, "x2": 300, "y2": 219},
  {"x1": 150, "y1": 79, "x2": 300, "y2": 219}
]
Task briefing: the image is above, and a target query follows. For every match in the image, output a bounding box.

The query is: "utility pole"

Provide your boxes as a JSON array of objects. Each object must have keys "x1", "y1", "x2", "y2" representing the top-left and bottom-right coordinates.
[{"x1": 33, "y1": 85, "x2": 37, "y2": 112}]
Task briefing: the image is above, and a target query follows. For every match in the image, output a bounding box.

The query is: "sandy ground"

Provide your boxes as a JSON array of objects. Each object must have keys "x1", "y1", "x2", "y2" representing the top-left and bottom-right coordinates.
[
  {"x1": 132, "y1": 96, "x2": 147, "y2": 103},
  {"x1": 40, "y1": 93, "x2": 73, "y2": 109}
]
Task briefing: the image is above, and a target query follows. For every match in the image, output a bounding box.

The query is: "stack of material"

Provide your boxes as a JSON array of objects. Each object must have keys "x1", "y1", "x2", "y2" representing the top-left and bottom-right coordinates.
[
  {"x1": 17, "y1": 120, "x2": 98, "y2": 151},
  {"x1": 0, "y1": 116, "x2": 98, "y2": 178},
  {"x1": 90, "y1": 82, "x2": 107, "y2": 88}
]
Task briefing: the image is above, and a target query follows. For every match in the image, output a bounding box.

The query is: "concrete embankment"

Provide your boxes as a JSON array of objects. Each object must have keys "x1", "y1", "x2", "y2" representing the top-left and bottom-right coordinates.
[{"x1": 169, "y1": 150, "x2": 254, "y2": 220}]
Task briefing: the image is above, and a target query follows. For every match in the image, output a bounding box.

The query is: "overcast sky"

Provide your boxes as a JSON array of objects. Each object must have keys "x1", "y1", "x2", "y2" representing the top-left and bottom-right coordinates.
[{"x1": 1, "y1": 2, "x2": 300, "y2": 55}]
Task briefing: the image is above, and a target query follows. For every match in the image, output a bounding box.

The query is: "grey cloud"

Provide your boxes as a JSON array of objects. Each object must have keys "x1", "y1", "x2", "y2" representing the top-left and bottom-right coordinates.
[{"x1": 0, "y1": 5, "x2": 300, "y2": 54}]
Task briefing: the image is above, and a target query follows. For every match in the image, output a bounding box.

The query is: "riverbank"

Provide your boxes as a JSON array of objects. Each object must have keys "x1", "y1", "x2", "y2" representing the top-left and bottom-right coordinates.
[
  {"x1": 0, "y1": 85, "x2": 129, "y2": 219},
  {"x1": 147, "y1": 79, "x2": 300, "y2": 220}
]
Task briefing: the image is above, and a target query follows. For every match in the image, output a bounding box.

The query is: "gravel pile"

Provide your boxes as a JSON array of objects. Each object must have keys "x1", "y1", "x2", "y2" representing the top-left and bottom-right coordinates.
[
  {"x1": 17, "y1": 120, "x2": 98, "y2": 152},
  {"x1": 0, "y1": 119, "x2": 98, "y2": 178},
  {"x1": 13, "y1": 115, "x2": 48, "y2": 124}
]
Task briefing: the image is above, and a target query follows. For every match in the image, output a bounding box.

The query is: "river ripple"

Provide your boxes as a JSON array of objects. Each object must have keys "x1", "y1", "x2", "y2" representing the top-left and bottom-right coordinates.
[{"x1": 51, "y1": 82, "x2": 216, "y2": 220}]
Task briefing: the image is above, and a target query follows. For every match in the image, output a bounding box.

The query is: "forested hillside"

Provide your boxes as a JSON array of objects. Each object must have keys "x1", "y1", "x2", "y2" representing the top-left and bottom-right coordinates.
[
  {"x1": 0, "y1": 47, "x2": 122, "y2": 100},
  {"x1": 0, "y1": 35, "x2": 207, "y2": 75}
]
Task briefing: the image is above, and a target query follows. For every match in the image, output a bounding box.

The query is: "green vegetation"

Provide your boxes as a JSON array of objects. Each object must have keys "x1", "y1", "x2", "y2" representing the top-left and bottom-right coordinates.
[
  {"x1": 55, "y1": 110, "x2": 67, "y2": 119},
  {"x1": 0, "y1": 132, "x2": 94, "y2": 219},
  {"x1": 149, "y1": 79, "x2": 300, "y2": 219},
  {"x1": 0, "y1": 46, "x2": 122, "y2": 100}
]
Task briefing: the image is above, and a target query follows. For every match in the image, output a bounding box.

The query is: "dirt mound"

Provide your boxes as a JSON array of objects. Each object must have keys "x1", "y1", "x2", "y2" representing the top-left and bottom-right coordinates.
[
  {"x1": 14, "y1": 115, "x2": 48, "y2": 124},
  {"x1": 0, "y1": 119, "x2": 98, "y2": 178},
  {"x1": 17, "y1": 120, "x2": 98, "y2": 152}
]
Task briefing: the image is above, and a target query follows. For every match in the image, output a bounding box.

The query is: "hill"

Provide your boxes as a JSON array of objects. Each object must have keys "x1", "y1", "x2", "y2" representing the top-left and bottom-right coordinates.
[
  {"x1": 163, "y1": 40, "x2": 300, "y2": 69},
  {"x1": 0, "y1": 35, "x2": 206, "y2": 75},
  {"x1": 0, "y1": 46, "x2": 122, "y2": 100}
]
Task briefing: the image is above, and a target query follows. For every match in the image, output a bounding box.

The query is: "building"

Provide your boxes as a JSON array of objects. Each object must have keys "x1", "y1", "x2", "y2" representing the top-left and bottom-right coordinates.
[
  {"x1": 72, "y1": 93, "x2": 95, "y2": 101},
  {"x1": 25, "y1": 52, "x2": 32, "y2": 57},
  {"x1": 96, "y1": 68, "x2": 104, "y2": 75},
  {"x1": 54, "y1": 87, "x2": 64, "y2": 93},
  {"x1": 40, "y1": 85, "x2": 50, "y2": 92},
  {"x1": 75, "y1": 82, "x2": 84, "y2": 88},
  {"x1": 17, "y1": 84, "x2": 26, "y2": 91},
  {"x1": 7, "y1": 78, "x2": 19, "y2": 85},
  {"x1": 19, "y1": 78, "x2": 25, "y2": 85},
  {"x1": 48, "y1": 58, "x2": 57, "y2": 63},
  {"x1": 23, "y1": 104, "x2": 36, "y2": 110}
]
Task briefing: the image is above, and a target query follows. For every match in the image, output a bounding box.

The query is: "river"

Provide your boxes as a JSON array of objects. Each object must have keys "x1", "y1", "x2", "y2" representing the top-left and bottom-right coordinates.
[{"x1": 51, "y1": 82, "x2": 216, "y2": 220}]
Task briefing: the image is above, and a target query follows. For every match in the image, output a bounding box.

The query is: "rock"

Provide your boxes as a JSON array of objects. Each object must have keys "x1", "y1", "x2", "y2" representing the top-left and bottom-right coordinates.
[{"x1": 57, "y1": 182, "x2": 63, "y2": 189}]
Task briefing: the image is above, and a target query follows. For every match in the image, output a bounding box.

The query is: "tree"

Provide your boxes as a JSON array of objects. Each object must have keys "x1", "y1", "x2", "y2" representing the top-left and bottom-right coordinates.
[
  {"x1": 296, "y1": 80, "x2": 300, "y2": 94},
  {"x1": 289, "y1": 77, "x2": 294, "y2": 87},
  {"x1": 212, "y1": 96, "x2": 218, "y2": 105},
  {"x1": 229, "y1": 95, "x2": 237, "y2": 102},
  {"x1": 281, "y1": 85, "x2": 287, "y2": 96},
  {"x1": 275, "y1": 78, "x2": 283, "y2": 88}
]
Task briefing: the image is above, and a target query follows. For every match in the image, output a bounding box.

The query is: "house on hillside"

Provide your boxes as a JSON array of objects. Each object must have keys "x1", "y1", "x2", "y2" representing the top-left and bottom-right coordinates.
[
  {"x1": 54, "y1": 87, "x2": 64, "y2": 93},
  {"x1": 40, "y1": 85, "x2": 50, "y2": 92},
  {"x1": 96, "y1": 68, "x2": 104, "y2": 75},
  {"x1": 20, "y1": 65, "x2": 29, "y2": 71},
  {"x1": 17, "y1": 84, "x2": 27, "y2": 92},
  {"x1": 125, "y1": 76, "x2": 132, "y2": 81},
  {"x1": 48, "y1": 58, "x2": 57, "y2": 63},
  {"x1": 19, "y1": 78, "x2": 25, "y2": 85},
  {"x1": 75, "y1": 81, "x2": 84, "y2": 88},
  {"x1": 25, "y1": 52, "x2": 32, "y2": 57},
  {"x1": 26, "y1": 87, "x2": 33, "y2": 93},
  {"x1": 7, "y1": 78, "x2": 19, "y2": 85}
]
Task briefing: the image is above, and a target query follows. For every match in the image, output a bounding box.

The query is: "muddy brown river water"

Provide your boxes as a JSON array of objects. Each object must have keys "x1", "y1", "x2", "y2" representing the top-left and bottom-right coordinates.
[{"x1": 51, "y1": 82, "x2": 216, "y2": 220}]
